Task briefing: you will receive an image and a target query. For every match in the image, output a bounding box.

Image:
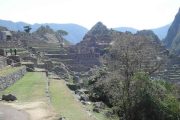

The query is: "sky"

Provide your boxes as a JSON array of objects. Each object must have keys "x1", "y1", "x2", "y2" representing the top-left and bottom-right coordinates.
[{"x1": 0, "y1": 0, "x2": 179, "y2": 29}]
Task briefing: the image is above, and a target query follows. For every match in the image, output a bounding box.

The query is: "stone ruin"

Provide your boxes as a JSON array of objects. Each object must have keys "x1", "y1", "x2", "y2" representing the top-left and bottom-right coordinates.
[
  {"x1": 7, "y1": 55, "x2": 21, "y2": 66},
  {"x1": 45, "y1": 53, "x2": 101, "y2": 72}
]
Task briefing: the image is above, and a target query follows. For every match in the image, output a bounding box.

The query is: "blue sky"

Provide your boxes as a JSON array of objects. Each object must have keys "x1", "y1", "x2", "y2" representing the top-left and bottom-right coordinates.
[{"x1": 0, "y1": 0, "x2": 179, "y2": 29}]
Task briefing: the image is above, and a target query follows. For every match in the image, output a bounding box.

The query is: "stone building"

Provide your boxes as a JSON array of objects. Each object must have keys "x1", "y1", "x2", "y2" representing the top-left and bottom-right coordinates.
[{"x1": 0, "y1": 31, "x2": 12, "y2": 41}]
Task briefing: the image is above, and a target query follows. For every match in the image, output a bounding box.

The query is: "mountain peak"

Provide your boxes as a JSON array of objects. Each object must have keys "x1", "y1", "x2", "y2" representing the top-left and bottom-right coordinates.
[
  {"x1": 92, "y1": 21, "x2": 107, "y2": 29},
  {"x1": 35, "y1": 25, "x2": 54, "y2": 34},
  {"x1": 87, "y1": 22, "x2": 108, "y2": 35},
  {"x1": 94, "y1": 21, "x2": 105, "y2": 27}
]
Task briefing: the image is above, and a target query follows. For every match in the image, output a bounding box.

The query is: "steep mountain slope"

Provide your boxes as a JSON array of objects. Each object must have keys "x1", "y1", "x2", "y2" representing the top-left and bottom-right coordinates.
[
  {"x1": 0, "y1": 19, "x2": 88, "y2": 44},
  {"x1": 164, "y1": 8, "x2": 180, "y2": 54}
]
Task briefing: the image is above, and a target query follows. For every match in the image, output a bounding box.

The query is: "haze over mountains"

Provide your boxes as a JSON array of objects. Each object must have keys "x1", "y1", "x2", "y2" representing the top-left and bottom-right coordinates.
[{"x1": 0, "y1": 19, "x2": 170, "y2": 44}]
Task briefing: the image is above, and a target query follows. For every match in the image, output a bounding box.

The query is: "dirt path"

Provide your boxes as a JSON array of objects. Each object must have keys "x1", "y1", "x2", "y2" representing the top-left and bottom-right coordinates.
[
  {"x1": 0, "y1": 101, "x2": 58, "y2": 120},
  {"x1": 0, "y1": 103, "x2": 29, "y2": 120}
]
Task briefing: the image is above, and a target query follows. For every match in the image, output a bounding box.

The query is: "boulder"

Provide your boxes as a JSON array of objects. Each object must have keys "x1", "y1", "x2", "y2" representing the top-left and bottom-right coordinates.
[
  {"x1": 80, "y1": 94, "x2": 89, "y2": 101},
  {"x1": 81, "y1": 100, "x2": 87, "y2": 105},
  {"x1": 93, "y1": 102, "x2": 105, "y2": 109},
  {"x1": 2, "y1": 94, "x2": 17, "y2": 101}
]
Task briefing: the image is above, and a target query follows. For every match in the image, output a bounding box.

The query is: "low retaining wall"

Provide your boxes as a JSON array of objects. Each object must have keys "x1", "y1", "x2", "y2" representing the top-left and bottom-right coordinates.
[
  {"x1": 0, "y1": 57, "x2": 7, "y2": 69},
  {"x1": 0, "y1": 66, "x2": 26, "y2": 91}
]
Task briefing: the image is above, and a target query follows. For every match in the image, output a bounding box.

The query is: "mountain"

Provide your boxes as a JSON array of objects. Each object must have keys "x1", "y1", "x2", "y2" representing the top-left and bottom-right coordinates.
[
  {"x1": 136, "y1": 30, "x2": 161, "y2": 44},
  {"x1": 164, "y1": 8, "x2": 180, "y2": 54},
  {"x1": 76, "y1": 22, "x2": 112, "y2": 53},
  {"x1": 0, "y1": 19, "x2": 88, "y2": 44},
  {"x1": 0, "y1": 19, "x2": 170, "y2": 44},
  {"x1": 31, "y1": 23, "x2": 88, "y2": 44},
  {"x1": 151, "y1": 24, "x2": 170, "y2": 40},
  {"x1": 0, "y1": 19, "x2": 28, "y2": 31},
  {"x1": 114, "y1": 25, "x2": 170, "y2": 40}
]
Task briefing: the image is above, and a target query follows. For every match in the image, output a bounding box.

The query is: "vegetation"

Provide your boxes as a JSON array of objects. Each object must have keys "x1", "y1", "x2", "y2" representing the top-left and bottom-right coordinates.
[
  {"x1": 89, "y1": 33, "x2": 180, "y2": 120},
  {"x1": 1, "y1": 72, "x2": 46, "y2": 102},
  {"x1": 24, "y1": 25, "x2": 32, "y2": 33},
  {"x1": 57, "y1": 30, "x2": 68, "y2": 36}
]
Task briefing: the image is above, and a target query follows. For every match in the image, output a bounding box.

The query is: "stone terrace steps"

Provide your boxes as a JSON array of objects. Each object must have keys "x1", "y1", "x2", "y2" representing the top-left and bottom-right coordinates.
[{"x1": 156, "y1": 58, "x2": 180, "y2": 84}]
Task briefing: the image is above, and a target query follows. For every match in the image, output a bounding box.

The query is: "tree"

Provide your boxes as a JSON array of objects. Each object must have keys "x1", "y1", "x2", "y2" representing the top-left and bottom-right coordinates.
[
  {"x1": 24, "y1": 25, "x2": 32, "y2": 33},
  {"x1": 57, "y1": 30, "x2": 68, "y2": 36},
  {"x1": 56, "y1": 30, "x2": 68, "y2": 47},
  {"x1": 23, "y1": 25, "x2": 32, "y2": 49},
  {"x1": 89, "y1": 32, "x2": 180, "y2": 120}
]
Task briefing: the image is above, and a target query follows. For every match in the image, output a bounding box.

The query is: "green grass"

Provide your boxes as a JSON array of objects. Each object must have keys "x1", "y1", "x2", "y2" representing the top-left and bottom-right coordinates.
[
  {"x1": 0, "y1": 66, "x2": 25, "y2": 76},
  {"x1": 0, "y1": 72, "x2": 46, "y2": 102},
  {"x1": 49, "y1": 80, "x2": 95, "y2": 120}
]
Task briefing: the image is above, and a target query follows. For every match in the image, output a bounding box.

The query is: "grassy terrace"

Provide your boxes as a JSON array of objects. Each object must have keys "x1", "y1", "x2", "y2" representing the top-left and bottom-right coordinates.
[
  {"x1": 0, "y1": 71, "x2": 115, "y2": 120},
  {"x1": 0, "y1": 72, "x2": 46, "y2": 102},
  {"x1": 50, "y1": 80, "x2": 95, "y2": 120},
  {"x1": 0, "y1": 66, "x2": 25, "y2": 77}
]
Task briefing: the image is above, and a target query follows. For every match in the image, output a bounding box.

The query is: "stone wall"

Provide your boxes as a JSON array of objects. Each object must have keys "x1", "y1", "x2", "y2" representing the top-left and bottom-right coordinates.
[
  {"x1": 45, "y1": 53, "x2": 100, "y2": 60},
  {"x1": 0, "y1": 66, "x2": 26, "y2": 91},
  {"x1": 0, "y1": 57, "x2": 7, "y2": 69}
]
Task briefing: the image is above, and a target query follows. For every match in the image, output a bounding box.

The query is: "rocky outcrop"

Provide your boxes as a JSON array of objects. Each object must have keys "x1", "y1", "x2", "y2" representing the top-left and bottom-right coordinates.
[
  {"x1": 164, "y1": 8, "x2": 180, "y2": 54},
  {"x1": 0, "y1": 66, "x2": 26, "y2": 91}
]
